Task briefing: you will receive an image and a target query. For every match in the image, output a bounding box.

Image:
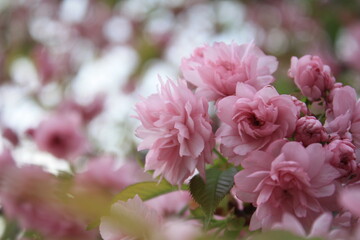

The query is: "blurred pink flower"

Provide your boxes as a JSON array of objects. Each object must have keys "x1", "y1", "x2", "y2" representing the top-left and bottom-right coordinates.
[
  {"x1": 145, "y1": 190, "x2": 191, "y2": 217},
  {"x1": 33, "y1": 46, "x2": 63, "y2": 84},
  {"x1": 272, "y1": 212, "x2": 333, "y2": 239},
  {"x1": 295, "y1": 116, "x2": 328, "y2": 146},
  {"x1": 234, "y1": 140, "x2": 340, "y2": 230},
  {"x1": 100, "y1": 195, "x2": 162, "y2": 240},
  {"x1": 162, "y1": 219, "x2": 202, "y2": 240},
  {"x1": 135, "y1": 79, "x2": 215, "y2": 185},
  {"x1": 100, "y1": 195, "x2": 202, "y2": 240},
  {"x1": 339, "y1": 187, "x2": 360, "y2": 218},
  {"x1": 0, "y1": 149, "x2": 16, "y2": 184},
  {"x1": 288, "y1": 55, "x2": 335, "y2": 101},
  {"x1": 2, "y1": 127, "x2": 19, "y2": 146},
  {"x1": 0, "y1": 165, "x2": 96, "y2": 240},
  {"x1": 76, "y1": 157, "x2": 152, "y2": 195},
  {"x1": 216, "y1": 83, "x2": 298, "y2": 165},
  {"x1": 337, "y1": 23, "x2": 360, "y2": 72},
  {"x1": 0, "y1": 149, "x2": 16, "y2": 173},
  {"x1": 33, "y1": 114, "x2": 88, "y2": 160},
  {"x1": 181, "y1": 42, "x2": 278, "y2": 101},
  {"x1": 57, "y1": 94, "x2": 105, "y2": 124}
]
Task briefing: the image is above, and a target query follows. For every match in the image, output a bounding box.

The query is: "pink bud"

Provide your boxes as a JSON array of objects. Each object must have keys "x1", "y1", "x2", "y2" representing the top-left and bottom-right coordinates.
[
  {"x1": 326, "y1": 139, "x2": 357, "y2": 178},
  {"x1": 295, "y1": 116, "x2": 327, "y2": 146},
  {"x1": 291, "y1": 96, "x2": 309, "y2": 117},
  {"x1": 289, "y1": 55, "x2": 335, "y2": 101}
]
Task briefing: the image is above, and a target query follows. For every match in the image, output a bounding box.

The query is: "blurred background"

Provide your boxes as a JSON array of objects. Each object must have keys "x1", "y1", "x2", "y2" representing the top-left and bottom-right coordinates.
[{"x1": 1, "y1": 0, "x2": 360, "y2": 171}]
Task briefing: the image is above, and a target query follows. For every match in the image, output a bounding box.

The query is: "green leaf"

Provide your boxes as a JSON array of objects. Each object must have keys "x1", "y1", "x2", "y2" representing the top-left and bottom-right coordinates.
[
  {"x1": 112, "y1": 179, "x2": 181, "y2": 203},
  {"x1": 22, "y1": 230, "x2": 44, "y2": 240},
  {"x1": 86, "y1": 220, "x2": 100, "y2": 231},
  {"x1": 88, "y1": 179, "x2": 183, "y2": 230},
  {"x1": 1, "y1": 219, "x2": 19, "y2": 240},
  {"x1": 189, "y1": 167, "x2": 237, "y2": 228}
]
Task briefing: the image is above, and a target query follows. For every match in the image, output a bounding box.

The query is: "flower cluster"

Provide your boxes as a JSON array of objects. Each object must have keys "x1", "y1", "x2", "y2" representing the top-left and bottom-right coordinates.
[
  {"x1": 2, "y1": 40, "x2": 360, "y2": 239},
  {"x1": 133, "y1": 42, "x2": 360, "y2": 239}
]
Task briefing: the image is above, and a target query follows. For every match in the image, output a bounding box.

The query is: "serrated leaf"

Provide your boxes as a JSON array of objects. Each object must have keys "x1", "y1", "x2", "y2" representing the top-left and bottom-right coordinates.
[
  {"x1": 189, "y1": 167, "x2": 237, "y2": 228},
  {"x1": 112, "y1": 180, "x2": 179, "y2": 203}
]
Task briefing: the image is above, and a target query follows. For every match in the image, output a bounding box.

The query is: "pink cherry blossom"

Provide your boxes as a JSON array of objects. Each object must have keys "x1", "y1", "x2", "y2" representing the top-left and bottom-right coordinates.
[
  {"x1": 33, "y1": 46, "x2": 69, "y2": 85},
  {"x1": 234, "y1": 140, "x2": 340, "y2": 230},
  {"x1": 325, "y1": 85, "x2": 357, "y2": 137},
  {"x1": 33, "y1": 113, "x2": 88, "y2": 160},
  {"x1": 57, "y1": 93, "x2": 105, "y2": 124},
  {"x1": 76, "y1": 157, "x2": 152, "y2": 195},
  {"x1": 181, "y1": 42, "x2": 278, "y2": 101},
  {"x1": 72, "y1": 158, "x2": 153, "y2": 222},
  {"x1": 337, "y1": 23, "x2": 360, "y2": 72},
  {"x1": 2, "y1": 127, "x2": 19, "y2": 146},
  {"x1": 145, "y1": 191, "x2": 191, "y2": 217},
  {"x1": 325, "y1": 85, "x2": 360, "y2": 148},
  {"x1": 350, "y1": 101, "x2": 360, "y2": 148},
  {"x1": 0, "y1": 149, "x2": 16, "y2": 174},
  {"x1": 100, "y1": 195, "x2": 162, "y2": 240},
  {"x1": 135, "y1": 79, "x2": 215, "y2": 185},
  {"x1": 288, "y1": 55, "x2": 335, "y2": 101},
  {"x1": 0, "y1": 165, "x2": 96, "y2": 240},
  {"x1": 216, "y1": 83, "x2": 298, "y2": 165},
  {"x1": 272, "y1": 212, "x2": 333, "y2": 239},
  {"x1": 162, "y1": 219, "x2": 202, "y2": 240},
  {"x1": 273, "y1": 211, "x2": 359, "y2": 240},
  {"x1": 339, "y1": 187, "x2": 360, "y2": 218},
  {"x1": 295, "y1": 116, "x2": 328, "y2": 146}
]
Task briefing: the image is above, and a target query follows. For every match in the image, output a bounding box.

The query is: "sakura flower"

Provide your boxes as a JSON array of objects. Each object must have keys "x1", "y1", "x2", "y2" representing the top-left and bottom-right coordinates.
[
  {"x1": 288, "y1": 55, "x2": 335, "y2": 101},
  {"x1": 325, "y1": 85, "x2": 360, "y2": 148},
  {"x1": 57, "y1": 93, "x2": 105, "y2": 124},
  {"x1": 2, "y1": 127, "x2": 19, "y2": 146},
  {"x1": 272, "y1": 212, "x2": 333, "y2": 239},
  {"x1": 0, "y1": 149, "x2": 16, "y2": 174},
  {"x1": 339, "y1": 187, "x2": 360, "y2": 218},
  {"x1": 350, "y1": 101, "x2": 360, "y2": 148},
  {"x1": 162, "y1": 219, "x2": 202, "y2": 240},
  {"x1": 325, "y1": 85, "x2": 357, "y2": 138},
  {"x1": 76, "y1": 157, "x2": 152, "y2": 195},
  {"x1": 337, "y1": 23, "x2": 360, "y2": 72},
  {"x1": 181, "y1": 42, "x2": 278, "y2": 101},
  {"x1": 145, "y1": 190, "x2": 191, "y2": 217},
  {"x1": 294, "y1": 116, "x2": 328, "y2": 146},
  {"x1": 216, "y1": 83, "x2": 298, "y2": 165},
  {"x1": 33, "y1": 113, "x2": 88, "y2": 160},
  {"x1": 135, "y1": 79, "x2": 215, "y2": 185},
  {"x1": 70, "y1": 158, "x2": 153, "y2": 222},
  {"x1": 234, "y1": 140, "x2": 340, "y2": 230},
  {"x1": 100, "y1": 195, "x2": 162, "y2": 240},
  {"x1": 33, "y1": 46, "x2": 69, "y2": 85}
]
